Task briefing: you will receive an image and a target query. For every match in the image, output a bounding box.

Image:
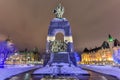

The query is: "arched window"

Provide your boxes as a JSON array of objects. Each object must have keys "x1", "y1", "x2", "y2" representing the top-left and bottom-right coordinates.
[{"x1": 55, "y1": 32, "x2": 64, "y2": 41}]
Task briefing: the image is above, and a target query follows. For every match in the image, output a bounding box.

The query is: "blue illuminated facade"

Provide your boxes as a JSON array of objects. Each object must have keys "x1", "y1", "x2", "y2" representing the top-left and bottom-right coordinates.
[
  {"x1": 44, "y1": 17, "x2": 79, "y2": 66},
  {"x1": 46, "y1": 18, "x2": 74, "y2": 52},
  {"x1": 48, "y1": 18, "x2": 72, "y2": 36}
]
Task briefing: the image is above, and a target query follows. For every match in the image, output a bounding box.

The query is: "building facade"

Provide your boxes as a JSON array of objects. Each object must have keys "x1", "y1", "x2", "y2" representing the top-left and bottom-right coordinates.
[
  {"x1": 81, "y1": 41, "x2": 114, "y2": 65},
  {"x1": 6, "y1": 48, "x2": 41, "y2": 65}
]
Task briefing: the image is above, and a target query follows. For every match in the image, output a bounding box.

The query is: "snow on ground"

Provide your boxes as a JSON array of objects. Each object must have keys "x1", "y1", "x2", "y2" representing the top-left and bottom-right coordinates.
[
  {"x1": 0, "y1": 65, "x2": 40, "y2": 80},
  {"x1": 79, "y1": 64, "x2": 120, "y2": 79},
  {"x1": 34, "y1": 63, "x2": 89, "y2": 75}
]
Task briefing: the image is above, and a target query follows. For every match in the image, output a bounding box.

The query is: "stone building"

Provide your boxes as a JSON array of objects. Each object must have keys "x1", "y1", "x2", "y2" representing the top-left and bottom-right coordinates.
[{"x1": 81, "y1": 41, "x2": 114, "y2": 65}]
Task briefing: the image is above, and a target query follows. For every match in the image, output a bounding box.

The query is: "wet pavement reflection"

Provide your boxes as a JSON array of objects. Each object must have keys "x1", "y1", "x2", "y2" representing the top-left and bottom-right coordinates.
[
  {"x1": 7, "y1": 69, "x2": 119, "y2": 80},
  {"x1": 88, "y1": 70, "x2": 118, "y2": 80}
]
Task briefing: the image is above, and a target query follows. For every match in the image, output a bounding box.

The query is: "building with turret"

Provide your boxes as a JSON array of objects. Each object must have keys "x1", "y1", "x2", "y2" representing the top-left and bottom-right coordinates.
[
  {"x1": 81, "y1": 40, "x2": 114, "y2": 65},
  {"x1": 81, "y1": 35, "x2": 120, "y2": 65}
]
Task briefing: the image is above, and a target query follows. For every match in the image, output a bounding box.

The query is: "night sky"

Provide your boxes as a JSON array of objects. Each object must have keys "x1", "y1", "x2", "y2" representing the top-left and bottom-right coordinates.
[{"x1": 0, "y1": 0, "x2": 120, "y2": 52}]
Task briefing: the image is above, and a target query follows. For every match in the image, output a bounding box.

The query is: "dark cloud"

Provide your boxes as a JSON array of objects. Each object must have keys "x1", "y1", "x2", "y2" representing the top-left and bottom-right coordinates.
[{"x1": 0, "y1": 0, "x2": 120, "y2": 52}]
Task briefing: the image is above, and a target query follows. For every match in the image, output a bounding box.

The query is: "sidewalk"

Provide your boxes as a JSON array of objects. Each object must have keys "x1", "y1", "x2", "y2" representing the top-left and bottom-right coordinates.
[
  {"x1": 79, "y1": 64, "x2": 120, "y2": 79},
  {"x1": 0, "y1": 65, "x2": 40, "y2": 80}
]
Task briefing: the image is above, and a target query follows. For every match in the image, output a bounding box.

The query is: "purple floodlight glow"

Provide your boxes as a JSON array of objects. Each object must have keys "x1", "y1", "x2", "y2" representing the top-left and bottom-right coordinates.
[
  {"x1": 74, "y1": 52, "x2": 80, "y2": 62},
  {"x1": 0, "y1": 41, "x2": 16, "y2": 68},
  {"x1": 113, "y1": 47, "x2": 120, "y2": 64}
]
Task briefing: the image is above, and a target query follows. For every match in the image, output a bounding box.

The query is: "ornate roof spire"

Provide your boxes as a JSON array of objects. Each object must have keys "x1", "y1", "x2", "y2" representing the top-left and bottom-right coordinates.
[
  {"x1": 53, "y1": 0, "x2": 64, "y2": 18},
  {"x1": 114, "y1": 39, "x2": 120, "y2": 47},
  {"x1": 108, "y1": 34, "x2": 114, "y2": 42}
]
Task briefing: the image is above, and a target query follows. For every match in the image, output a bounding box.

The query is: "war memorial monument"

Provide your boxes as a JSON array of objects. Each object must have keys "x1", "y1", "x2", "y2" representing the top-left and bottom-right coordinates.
[{"x1": 33, "y1": 3, "x2": 89, "y2": 80}]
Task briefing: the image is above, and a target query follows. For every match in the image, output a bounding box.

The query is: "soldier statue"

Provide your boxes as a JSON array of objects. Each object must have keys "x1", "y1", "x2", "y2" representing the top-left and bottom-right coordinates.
[
  {"x1": 53, "y1": 3, "x2": 64, "y2": 18},
  {"x1": 49, "y1": 40, "x2": 67, "y2": 53}
]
